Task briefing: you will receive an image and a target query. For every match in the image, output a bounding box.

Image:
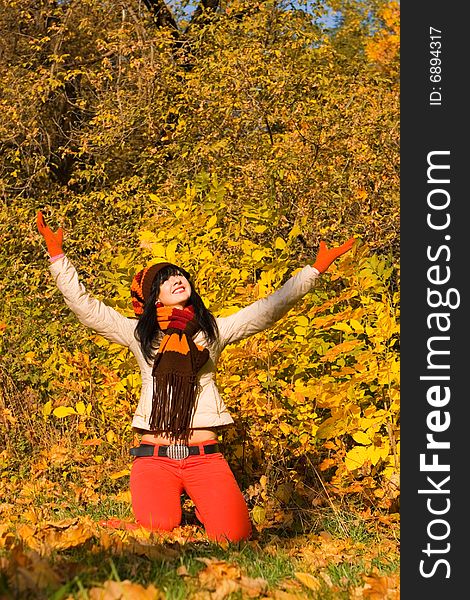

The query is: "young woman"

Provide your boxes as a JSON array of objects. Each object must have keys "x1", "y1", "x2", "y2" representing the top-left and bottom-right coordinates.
[{"x1": 36, "y1": 210, "x2": 354, "y2": 542}]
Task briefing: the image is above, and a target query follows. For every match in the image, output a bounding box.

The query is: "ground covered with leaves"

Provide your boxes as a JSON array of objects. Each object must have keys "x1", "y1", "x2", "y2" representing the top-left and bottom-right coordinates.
[
  {"x1": 0, "y1": 493, "x2": 399, "y2": 599},
  {"x1": 1, "y1": 364, "x2": 399, "y2": 599}
]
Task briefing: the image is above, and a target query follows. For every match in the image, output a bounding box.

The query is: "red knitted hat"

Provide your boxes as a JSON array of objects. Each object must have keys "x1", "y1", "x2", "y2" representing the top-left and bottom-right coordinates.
[{"x1": 130, "y1": 262, "x2": 178, "y2": 316}]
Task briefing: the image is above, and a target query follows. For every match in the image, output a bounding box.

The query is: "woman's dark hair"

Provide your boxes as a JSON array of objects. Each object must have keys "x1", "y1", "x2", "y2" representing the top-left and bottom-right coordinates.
[{"x1": 134, "y1": 265, "x2": 219, "y2": 363}]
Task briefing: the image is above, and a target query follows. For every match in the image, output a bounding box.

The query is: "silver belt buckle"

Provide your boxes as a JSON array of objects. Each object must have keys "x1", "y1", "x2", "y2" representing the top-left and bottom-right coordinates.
[{"x1": 166, "y1": 444, "x2": 190, "y2": 460}]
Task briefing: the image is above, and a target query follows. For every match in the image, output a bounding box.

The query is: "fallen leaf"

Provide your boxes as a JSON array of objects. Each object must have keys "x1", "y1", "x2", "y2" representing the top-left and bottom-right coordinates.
[
  {"x1": 361, "y1": 574, "x2": 400, "y2": 599},
  {"x1": 16, "y1": 524, "x2": 36, "y2": 545},
  {"x1": 0, "y1": 526, "x2": 15, "y2": 550},
  {"x1": 239, "y1": 575, "x2": 268, "y2": 597},
  {"x1": 211, "y1": 578, "x2": 240, "y2": 600},
  {"x1": 292, "y1": 546, "x2": 328, "y2": 570},
  {"x1": 88, "y1": 579, "x2": 163, "y2": 599},
  {"x1": 271, "y1": 590, "x2": 305, "y2": 600},
  {"x1": 17, "y1": 517, "x2": 95, "y2": 553},
  {"x1": 126, "y1": 538, "x2": 180, "y2": 561},
  {"x1": 109, "y1": 469, "x2": 131, "y2": 480},
  {"x1": 197, "y1": 558, "x2": 241, "y2": 589},
  {"x1": 251, "y1": 505, "x2": 266, "y2": 525},
  {"x1": 294, "y1": 572, "x2": 321, "y2": 591},
  {"x1": 115, "y1": 490, "x2": 132, "y2": 502},
  {"x1": 319, "y1": 571, "x2": 334, "y2": 588},
  {"x1": 7, "y1": 548, "x2": 61, "y2": 592}
]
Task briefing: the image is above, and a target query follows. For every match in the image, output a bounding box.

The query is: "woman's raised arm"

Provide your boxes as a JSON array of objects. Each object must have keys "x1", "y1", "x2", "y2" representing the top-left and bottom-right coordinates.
[
  {"x1": 217, "y1": 237, "x2": 355, "y2": 347},
  {"x1": 37, "y1": 211, "x2": 136, "y2": 347}
]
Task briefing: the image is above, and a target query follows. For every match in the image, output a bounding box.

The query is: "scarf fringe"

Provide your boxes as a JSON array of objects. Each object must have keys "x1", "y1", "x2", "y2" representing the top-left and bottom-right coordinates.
[{"x1": 149, "y1": 371, "x2": 199, "y2": 442}]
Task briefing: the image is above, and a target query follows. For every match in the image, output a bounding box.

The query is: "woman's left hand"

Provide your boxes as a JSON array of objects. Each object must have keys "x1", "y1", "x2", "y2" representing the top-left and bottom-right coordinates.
[{"x1": 312, "y1": 238, "x2": 355, "y2": 273}]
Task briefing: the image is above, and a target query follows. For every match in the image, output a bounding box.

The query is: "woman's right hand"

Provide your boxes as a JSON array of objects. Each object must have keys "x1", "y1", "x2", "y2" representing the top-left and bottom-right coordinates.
[{"x1": 36, "y1": 211, "x2": 64, "y2": 259}]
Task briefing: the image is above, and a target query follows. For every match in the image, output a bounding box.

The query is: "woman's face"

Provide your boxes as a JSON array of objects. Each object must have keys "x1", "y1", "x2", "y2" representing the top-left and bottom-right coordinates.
[{"x1": 157, "y1": 273, "x2": 191, "y2": 308}]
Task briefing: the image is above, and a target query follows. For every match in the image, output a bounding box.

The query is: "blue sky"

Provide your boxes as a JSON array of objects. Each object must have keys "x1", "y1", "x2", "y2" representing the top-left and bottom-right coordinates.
[{"x1": 165, "y1": 1, "x2": 339, "y2": 29}]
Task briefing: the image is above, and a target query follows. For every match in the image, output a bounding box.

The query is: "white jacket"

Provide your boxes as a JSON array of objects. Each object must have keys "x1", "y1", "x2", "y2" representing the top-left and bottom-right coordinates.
[{"x1": 50, "y1": 256, "x2": 320, "y2": 431}]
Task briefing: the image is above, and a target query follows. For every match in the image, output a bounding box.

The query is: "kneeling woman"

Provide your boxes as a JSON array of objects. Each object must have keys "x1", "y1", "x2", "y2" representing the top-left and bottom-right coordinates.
[{"x1": 37, "y1": 211, "x2": 354, "y2": 542}]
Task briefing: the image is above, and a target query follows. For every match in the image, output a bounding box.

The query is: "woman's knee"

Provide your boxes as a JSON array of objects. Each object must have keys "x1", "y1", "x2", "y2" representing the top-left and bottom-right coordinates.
[
  {"x1": 134, "y1": 510, "x2": 181, "y2": 532},
  {"x1": 131, "y1": 486, "x2": 182, "y2": 531},
  {"x1": 200, "y1": 499, "x2": 252, "y2": 542},
  {"x1": 205, "y1": 518, "x2": 252, "y2": 543}
]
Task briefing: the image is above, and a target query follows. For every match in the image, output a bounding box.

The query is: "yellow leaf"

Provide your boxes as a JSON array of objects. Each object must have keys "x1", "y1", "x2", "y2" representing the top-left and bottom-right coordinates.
[
  {"x1": 206, "y1": 214, "x2": 217, "y2": 229},
  {"x1": 110, "y1": 469, "x2": 130, "y2": 480},
  {"x1": 43, "y1": 400, "x2": 53, "y2": 418},
  {"x1": 295, "y1": 572, "x2": 321, "y2": 591},
  {"x1": 288, "y1": 223, "x2": 302, "y2": 239},
  {"x1": 25, "y1": 351, "x2": 36, "y2": 363},
  {"x1": 279, "y1": 422, "x2": 291, "y2": 435},
  {"x1": 252, "y1": 249, "x2": 265, "y2": 262},
  {"x1": 349, "y1": 319, "x2": 363, "y2": 333},
  {"x1": 275, "y1": 237, "x2": 286, "y2": 250},
  {"x1": 115, "y1": 490, "x2": 132, "y2": 503},
  {"x1": 150, "y1": 243, "x2": 167, "y2": 258},
  {"x1": 352, "y1": 432, "x2": 372, "y2": 445},
  {"x1": 316, "y1": 415, "x2": 348, "y2": 439},
  {"x1": 345, "y1": 446, "x2": 369, "y2": 471},
  {"x1": 139, "y1": 229, "x2": 157, "y2": 243},
  {"x1": 75, "y1": 401, "x2": 86, "y2": 415},
  {"x1": 53, "y1": 406, "x2": 77, "y2": 418},
  {"x1": 370, "y1": 440, "x2": 390, "y2": 465},
  {"x1": 251, "y1": 506, "x2": 266, "y2": 525},
  {"x1": 165, "y1": 240, "x2": 178, "y2": 262}
]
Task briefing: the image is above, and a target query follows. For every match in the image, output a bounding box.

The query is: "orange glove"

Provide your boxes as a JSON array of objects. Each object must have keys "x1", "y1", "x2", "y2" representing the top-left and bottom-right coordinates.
[
  {"x1": 312, "y1": 238, "x2": 355, "y2": 273},
  {"x1": 36, "y1": 211, "x2": 64, "y2": 258}
]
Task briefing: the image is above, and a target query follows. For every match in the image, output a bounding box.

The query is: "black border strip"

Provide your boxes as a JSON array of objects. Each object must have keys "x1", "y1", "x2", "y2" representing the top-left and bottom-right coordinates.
[{"x1": 401, "y1": 3, "x2": 466, "y2": 597}]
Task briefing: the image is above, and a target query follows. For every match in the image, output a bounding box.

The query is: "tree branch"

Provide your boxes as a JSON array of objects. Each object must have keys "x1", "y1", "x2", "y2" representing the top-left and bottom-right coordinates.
[
  {"x1": 141, "y1": 0, "x2": 179, "y2": 36},
  {"x1": 190, "y1": 0, "x2": 220, "y2": 25}
]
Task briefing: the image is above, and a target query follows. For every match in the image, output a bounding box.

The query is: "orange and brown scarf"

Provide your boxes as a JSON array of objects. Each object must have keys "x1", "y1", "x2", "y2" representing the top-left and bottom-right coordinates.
[{"x1": 150, "y1": 304, "x2": 209, "y2": 442}]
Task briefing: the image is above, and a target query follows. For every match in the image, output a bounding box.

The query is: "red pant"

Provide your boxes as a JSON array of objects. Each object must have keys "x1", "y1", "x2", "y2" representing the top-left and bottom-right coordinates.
[{"x1": 130, "y1": 441, "x2": 252, "y2": 542}]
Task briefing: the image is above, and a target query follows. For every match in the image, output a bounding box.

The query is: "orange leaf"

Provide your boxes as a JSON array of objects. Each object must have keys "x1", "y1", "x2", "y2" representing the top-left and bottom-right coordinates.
[
  {"x1": 88, "y1": 579, "x2": 163, "y2": 599},
  {"x1": 361, "y1": 574, "x2": 400, "y2": 599},
  {"x1": 197, "y1": 558, "x2": 241, "y2": 589}
]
